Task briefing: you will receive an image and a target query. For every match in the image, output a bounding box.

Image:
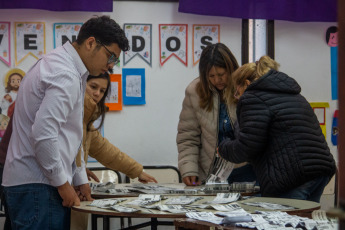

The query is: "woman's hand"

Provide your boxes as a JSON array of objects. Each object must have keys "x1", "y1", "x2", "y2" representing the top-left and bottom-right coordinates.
[
  {"x1": 86, "y1": 168, "x2": 100, "y2": 182},
  {"x1": 138, "y1": 171, "x2": 158, "y2": 183},
  {"x1": 182, "y1": 176, "x2": 201, "y2": 186}
]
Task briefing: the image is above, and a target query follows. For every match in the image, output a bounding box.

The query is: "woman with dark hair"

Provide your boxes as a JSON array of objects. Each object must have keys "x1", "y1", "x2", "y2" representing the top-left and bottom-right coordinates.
[
  {"x1": 72, "y1": 73, "x2": 157, "y2": 230},
  {"x1": 177, "y1": 43, "x2": 256, "y2": 186},
  {"x1": 218, "y1": 56, "x2": 336, "y2": 202},
  {"x1": 77, "y1": 73, "x2": 156, "y2": 183}
]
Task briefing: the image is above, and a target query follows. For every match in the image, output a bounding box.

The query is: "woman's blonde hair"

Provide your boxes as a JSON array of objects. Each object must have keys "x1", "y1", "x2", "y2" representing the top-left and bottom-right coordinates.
[{"x1": 226, "y1": 55, "x2": 280, "y2": 102}]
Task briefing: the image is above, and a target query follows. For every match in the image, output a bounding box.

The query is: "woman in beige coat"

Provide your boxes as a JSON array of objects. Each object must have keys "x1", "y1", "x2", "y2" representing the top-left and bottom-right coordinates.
[{"x1": 177, "y1": 43, "x2": 256, "y2": 186}]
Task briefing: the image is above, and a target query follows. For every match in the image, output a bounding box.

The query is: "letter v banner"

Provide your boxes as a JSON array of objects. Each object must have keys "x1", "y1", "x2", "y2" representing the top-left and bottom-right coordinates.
[
  {"x1": 123, "y1": 24, "x2": 152, "y2": 67},
  {"x1": 159, "y1": 24, "x2": 188, "y2": 66},
  {"x1": 0, "y1": 22, "x2": 11, "y2": 66},
  {"x1": 15, "y1": 22, "x2": 46, "y2": 66}
]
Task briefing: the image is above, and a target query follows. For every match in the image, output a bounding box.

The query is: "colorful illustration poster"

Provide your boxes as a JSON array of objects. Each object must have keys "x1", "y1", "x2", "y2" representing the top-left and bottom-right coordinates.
[
  {"x1": 310, "y1": 102, "x2": 329, "y2": 138},
  {"x1": 193, "y1": 24, "x2": 220, "y2": 65},
  {"x1": 15, "y1": 22, "x2": 46, "y2": 66},
  {"x1": 326, "y1": 26, "x2": 338, "y2": 100},
  {"x1": 105, "y1": 74, "x2": 122, "y2": 111},
  {"x1": 0, "y1": 68, "x2": 25, "y2": 117},
  {"x1": 0, "y1": 22, "x2": 11, "y2": 66},
  {"x1": 54, "y1": 23, "x2": 82, "y2": 48},
  {"x1": 122, "y1": 68, "x2": 145, "y2": 105},
  {"x1": 331, "y1": 110, "x2": 338, "y2": 146},
  {"x1": 159, "y1": 24, "x2": 188, "y2": 66},
  {"x1": 0, "y1": 68, "x2": 25, "y2": 140},
  {"x1": 123, "y1": 24, "x2": 152, "y2": 66}
]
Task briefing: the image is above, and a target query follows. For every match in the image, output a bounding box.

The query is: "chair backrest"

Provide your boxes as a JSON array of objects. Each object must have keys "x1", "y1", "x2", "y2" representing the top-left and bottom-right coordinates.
[
  {"x1": 89, "y1": 167, "x2": 122, "y2": 184},
  {"x1": 323, "y1": 175, "x2": 336, "y2": 195},
  {"x1": 125, "y1": 165, "x2": 182, "y2": 184}
]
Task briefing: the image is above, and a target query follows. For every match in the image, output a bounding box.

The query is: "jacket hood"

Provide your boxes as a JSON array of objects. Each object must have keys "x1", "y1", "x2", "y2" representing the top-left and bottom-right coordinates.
[{"x1": 247, "y1": 70, "x2": 301, "y2": 94}]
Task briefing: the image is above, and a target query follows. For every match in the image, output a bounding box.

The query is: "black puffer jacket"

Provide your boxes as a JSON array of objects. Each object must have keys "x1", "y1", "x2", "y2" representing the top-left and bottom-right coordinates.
[{"x1": 219, "y1": 70, "x2": 336, "y2": 196}]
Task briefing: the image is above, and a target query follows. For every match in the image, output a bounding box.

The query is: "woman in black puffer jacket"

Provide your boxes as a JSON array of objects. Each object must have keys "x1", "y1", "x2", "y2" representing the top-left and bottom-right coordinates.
[{"x1": 218, "y1": 56, "x2": 336, "y2": 202}]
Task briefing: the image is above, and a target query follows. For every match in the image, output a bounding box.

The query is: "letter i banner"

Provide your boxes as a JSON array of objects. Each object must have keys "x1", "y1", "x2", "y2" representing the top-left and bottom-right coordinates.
[
  {"x1": 123, "y1": 24, "x2": 152, "y2": 67},
  {"x1": 15, "y1": 22, "x2": 46, "y2": 66},
  {"x1": 0, "y1": 22, "x2": 11, "y2": 66},
  {"x1": 193, "y1": 25, "x2": 220, "y2": 65},
  {"x1": 159, "y1": 24, "x2": 188, "y2": 66},
  {"x1": 54, "y1": 23, "x2": 82, "y2": 48}
]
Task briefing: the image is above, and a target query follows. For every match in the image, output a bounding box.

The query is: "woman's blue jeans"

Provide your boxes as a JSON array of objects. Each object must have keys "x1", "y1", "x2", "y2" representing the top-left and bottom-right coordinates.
[
  {"x1": 4, "y1": 183, "x2": 70, "y2": 230},
  {"x1": 277, "y1": 176, "x2": 331, "y2": 203}
]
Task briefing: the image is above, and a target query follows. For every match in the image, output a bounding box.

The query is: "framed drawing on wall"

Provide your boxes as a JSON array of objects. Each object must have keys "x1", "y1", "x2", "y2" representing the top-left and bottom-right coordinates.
[
  {"x1": 105, "y1": 74, "x2": 122, "y2": 111},
  {"x1": 122, "y1": 68, "x2": 146, "y2": 105}
]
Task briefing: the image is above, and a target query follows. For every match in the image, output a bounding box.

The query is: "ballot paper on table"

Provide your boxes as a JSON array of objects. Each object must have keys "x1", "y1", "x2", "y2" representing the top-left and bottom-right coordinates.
[
  {"x1": 186, "y1": 212, "x2": 224, "y2": 225},
  {"x1": 243, "y1": 202, "x2": 296, "y2": 210},
  {"x1": 109, "y1": 205, "x2": 139, "y2": 213},
  {"x1": 90, "y1": 182, "x2": 116, "y2": 192},
  {"x1": 205, "y1": 193, "x2": 240, "y2": 204},
  {"x1": 125, "y1": 184, "x2": 199, "y2": 194},
  {"x1": 126, "y1": 194, "x2": 161, "y2": 206},
  {"x1": 164, "y1": 196, "x2": 203, "y2": 205},
  {"x1": 104, "y1": 188, "x2": 131, "y2": 194},
  {"x1": 186, "y1": 203, "x2": 243, "y2": 211},
  {"x1": 235, "y1": 210, "x2": 335, "y2": 230},
  {"x1": 144, "y1": 204, "x2": 197, "y2": 214},
  {"x1": 87, "y1": 198, "x2": 127, "y2": 208},
  {"x1": 205, "y1": 155, "x2": 235, "y2": 185}
]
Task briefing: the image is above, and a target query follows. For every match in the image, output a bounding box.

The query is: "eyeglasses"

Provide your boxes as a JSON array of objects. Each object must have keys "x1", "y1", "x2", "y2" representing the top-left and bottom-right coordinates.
[{"x1": 96, "y1": 40, "x2": 120, "y2": 65}]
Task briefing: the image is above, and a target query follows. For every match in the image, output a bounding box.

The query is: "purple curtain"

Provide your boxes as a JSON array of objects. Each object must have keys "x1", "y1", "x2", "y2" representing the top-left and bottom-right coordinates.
[
  {"x1": 179, "y1": 0, "x2": 337, "y2": 22},
  {"x1": 0, "y1": 0, "x2": 113, "y2": 12}
]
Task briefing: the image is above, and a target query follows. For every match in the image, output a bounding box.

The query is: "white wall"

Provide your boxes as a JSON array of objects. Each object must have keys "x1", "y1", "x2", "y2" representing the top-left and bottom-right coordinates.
[
  {"x1": 0, "y1": 2, "x2": 338, "y2": 168},
  {"x1": 0, "y1": 2, "x2": 242, "y2": 167}
]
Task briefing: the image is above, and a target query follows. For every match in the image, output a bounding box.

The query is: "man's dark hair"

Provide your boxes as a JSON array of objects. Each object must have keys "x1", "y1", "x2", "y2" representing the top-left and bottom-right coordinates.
[{"x1": 76, "y1": 15, "x2": 129, "y2": 52}]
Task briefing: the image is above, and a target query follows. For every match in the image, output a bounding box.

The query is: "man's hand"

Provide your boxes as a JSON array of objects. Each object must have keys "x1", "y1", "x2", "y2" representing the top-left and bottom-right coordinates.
[
  {"x1": 182, "y1": 176, "x2": 201, "y2": 186},
  {"x1": 86, "y1": 168, "x2": 100, "y2": 182},
  {"x1": 57, "y1": 181, "x2": 80, "y2": 207},
  {"x1": 138, "y1": 171, "x2": 158, "y2": 184},
  {"x1": 75, "y1": 183, "x2": 93, "y2": 202}
]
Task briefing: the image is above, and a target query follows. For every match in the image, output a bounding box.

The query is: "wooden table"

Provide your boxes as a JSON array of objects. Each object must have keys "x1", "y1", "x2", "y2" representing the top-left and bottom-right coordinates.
[{"x1": 72, "y1": 196, "x2": 320, "y2": 230}]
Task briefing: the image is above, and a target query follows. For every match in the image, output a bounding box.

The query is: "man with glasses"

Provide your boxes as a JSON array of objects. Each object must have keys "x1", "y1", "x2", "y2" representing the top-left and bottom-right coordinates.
[{"x1": 2, "y1": 16, "x2": 129, "y2": 229}]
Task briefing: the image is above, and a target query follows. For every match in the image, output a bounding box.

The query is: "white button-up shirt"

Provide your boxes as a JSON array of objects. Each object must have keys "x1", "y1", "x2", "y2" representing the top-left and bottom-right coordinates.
[{"x1": 3, "y1": 42, "x2": 89, "y2": 187}]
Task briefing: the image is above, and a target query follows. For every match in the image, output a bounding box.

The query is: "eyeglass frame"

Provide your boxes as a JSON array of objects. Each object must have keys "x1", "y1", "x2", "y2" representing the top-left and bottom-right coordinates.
[{"x1": 96, "y1": 40, "x2": 120, "y2": 65}]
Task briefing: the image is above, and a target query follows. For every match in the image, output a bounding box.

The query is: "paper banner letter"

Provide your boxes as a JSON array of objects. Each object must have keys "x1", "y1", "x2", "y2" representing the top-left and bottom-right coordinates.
[
  {"x1": 159, "y1": 24, "x2": 188, "y2": 66},
  {"x1": 54, "y1": 23, "x2": 82, "y2": 48},
  {"x1": 24, "y1": 35, "x2": 38, "y2": 49},
  {"x1": 15, "y1": 22, "x2": 46, "y2": 66},
  {"x1": 123, "y1": 24, "x2": 152, "y2": 66},
  {"x1": 310, "y1": 102, "x2": 329, "y2": 138},
  {"x1": 132, "y1": 36, "x2": 145, "y2": 52},
  {"x1": 193, "y1": 25, "x2": 220, "y2": 65},
  {"x1": 0, "y1": 22, "x2": 11, "y2": 66}
]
